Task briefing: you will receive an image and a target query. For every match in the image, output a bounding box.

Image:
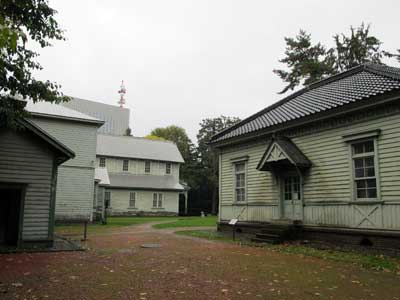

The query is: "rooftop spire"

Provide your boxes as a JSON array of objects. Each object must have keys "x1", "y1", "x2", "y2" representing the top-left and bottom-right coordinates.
[{"x1": 118, "y1": 80, "x2": 126, "y2": 108}]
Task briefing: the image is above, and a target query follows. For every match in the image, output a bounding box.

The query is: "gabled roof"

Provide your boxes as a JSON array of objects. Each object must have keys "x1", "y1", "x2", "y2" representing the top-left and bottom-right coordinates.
[
  {"x1": 211, "y1": 63, "x2": 400, "y2": 144},
  {"x1": 257, "y1": 137, "x2": 311, "y2": 171},
  {"x1": 17, "y1": 118, "x2": 75, "y2": 164},
  {"x1": 108, "y1": 173, "x2": 184, "y2": 191},
  {"x1": 25, "y1": 100, "x2": 104, "y2": 125},
  {"x1": 97, "y1": 134, "x2": 185, "y2": 163}
]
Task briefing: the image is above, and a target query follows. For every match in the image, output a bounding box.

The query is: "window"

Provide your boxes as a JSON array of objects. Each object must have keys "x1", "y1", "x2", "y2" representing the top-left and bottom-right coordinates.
[
  {"x1": 99, "y1": 157, "x2": 106, "y2": 168},
  {"x1": 104, "y1": 191, "x2": 111, "y2": 208},
  {"x1": 153, "y1": 193, "x2": 163, "y2": 208},
  {"x1": 352, "y1": 140, "x2": 377, "y2": 199},
  {"x1": 145, "y1": 161, "x2": 151, "y2": 173},
  {"x1": 166, "y1": 162, "x2": 171, "y2": 175},
  {"x1": 123, "y1": 159, "x2": 129, "y2": 171},
  {"x1": 234, "y1": 162, "x2": 246, "y2": 202},
  {"x1": 129, "y1": 192, "x2": 136, "y2": 207},
  {"x1": 284, "y1": 176, "x2": 301, "y2": 200}
]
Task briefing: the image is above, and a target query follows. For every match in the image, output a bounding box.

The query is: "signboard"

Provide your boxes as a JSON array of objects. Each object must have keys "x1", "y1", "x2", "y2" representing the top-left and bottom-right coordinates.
[{"x1": 229, "y1": 218, "x2": 238, "y2": 225}]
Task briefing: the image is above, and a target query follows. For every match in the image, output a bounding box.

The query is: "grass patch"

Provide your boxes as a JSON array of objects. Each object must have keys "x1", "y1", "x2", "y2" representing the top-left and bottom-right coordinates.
[
  {"x1": 152, "y1": 216, "x2": 217, "y2": 229},
  {"x1": 176, "y1": 229, "x2": 400, "y2": 272},
  {"x1": 175, "y1": 229, "x2": 232, "y2": 241},
  {"x1": 269, "y1": 244, "x2": 400, "y2": 271},
  {"x1": 56, "y1": 216, "x2": 178, "y2": 236}
]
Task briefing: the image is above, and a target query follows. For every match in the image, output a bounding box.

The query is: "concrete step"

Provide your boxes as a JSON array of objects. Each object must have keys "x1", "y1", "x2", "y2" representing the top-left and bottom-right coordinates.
[
  {"x1": 251, "y1": 237, "x2": 280, "y2": 244},
  {"x1": 255, "y1": 233, "x2": 280, "y2": 239}
]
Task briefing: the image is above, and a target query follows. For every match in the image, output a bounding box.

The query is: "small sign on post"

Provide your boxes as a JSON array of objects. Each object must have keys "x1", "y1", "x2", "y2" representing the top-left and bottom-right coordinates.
[{"x1": 229, "y1": 219, "x2": 238, "y2": 241}]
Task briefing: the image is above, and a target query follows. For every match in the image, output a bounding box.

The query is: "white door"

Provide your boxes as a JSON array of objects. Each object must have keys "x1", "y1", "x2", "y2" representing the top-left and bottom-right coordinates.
[{"x1": 282, "y1": 176, "x2": 303, "y2": 221}]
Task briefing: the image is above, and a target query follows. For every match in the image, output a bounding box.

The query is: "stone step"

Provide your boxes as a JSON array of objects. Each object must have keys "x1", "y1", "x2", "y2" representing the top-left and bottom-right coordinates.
[
  {"x1": 255, "y1": 233, "x2": 281, "y2": 239},
  {"x1": 251, "y1": 237, "x2": 280, "y2": 244}
]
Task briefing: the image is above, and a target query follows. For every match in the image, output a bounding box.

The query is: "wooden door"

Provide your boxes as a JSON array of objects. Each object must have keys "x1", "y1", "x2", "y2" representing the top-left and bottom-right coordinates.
[{"x1": 282, "y1": 176, "x2": 303, "y2": 221}]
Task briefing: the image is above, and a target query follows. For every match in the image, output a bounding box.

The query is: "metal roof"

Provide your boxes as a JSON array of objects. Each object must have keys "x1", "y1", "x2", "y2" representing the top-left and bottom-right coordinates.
[
  {"x1": 108, "y1": 173, "x2": 184, "y2": 191},
  {"x1": 211, "y1": 63, "x2": 400, "y2": 144},
  {"x1": 25, "y1": 100, "x2": 104, "y2": 124},
  {"x1": 97, "y1": 134, "x2": 185, "y2": 163},
  {"x1": 95, "y1": 168, "x2": 110, "y2": 185}
]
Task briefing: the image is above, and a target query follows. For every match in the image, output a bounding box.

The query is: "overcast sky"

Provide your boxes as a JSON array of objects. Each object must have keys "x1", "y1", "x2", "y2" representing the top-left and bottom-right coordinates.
[{"x1": 35, "y1": 0, "x2": 400, "y2": 142}]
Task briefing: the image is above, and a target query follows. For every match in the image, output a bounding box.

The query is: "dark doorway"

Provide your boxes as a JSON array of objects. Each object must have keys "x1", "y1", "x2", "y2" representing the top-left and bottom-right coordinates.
[
  {"x1": 178, "y1": 193, "x2": 186, "y2": 216},
  {"x1": 0, "y1": 189, "x2": 22, "y2": 246}
]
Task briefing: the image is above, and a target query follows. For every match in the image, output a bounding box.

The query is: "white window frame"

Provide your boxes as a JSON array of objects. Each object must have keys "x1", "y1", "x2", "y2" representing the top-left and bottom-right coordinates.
[
  {"x1": 123, "y1": 159, "x2": 129, "y2": 172},
  {"x1": 129, "y1": 192, "x2": 136, "y2": 208},
  {"x1": 283, "y1": 176, "x2": 301, "y2": 201},
  {"x1": 99, "y1": 157, "x2": 106, "y2": 168},
  {"x1": 166, "y1": 162, "x2": 171, "y2": 175},
  {"x1": 145, "y1": 161, "x2": 151, "y2": 174},
  {"x1": 152, "y1": 193, "x2": 163, "y2": 208},
  {"x1": 349, "y1": 139, "x2": 380, "y2": 201},
  {"x1": 233, "y1": 161, "x2": 247, "y2": 202},
  {"x1": 104, "y1": 191, "x2": 111, "y2": 208}
]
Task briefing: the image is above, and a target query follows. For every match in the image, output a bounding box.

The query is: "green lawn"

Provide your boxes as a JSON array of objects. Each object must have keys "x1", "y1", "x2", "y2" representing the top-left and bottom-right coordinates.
[
  {"x1": 56, "y1": 216, "x2": 179, "y2": 236},
  {"x1": 175, "y1": 229, "x2": 400, "y2": 272},
  {"x1": 152, "y1": 216, "x2": 218, "y2": 229}
]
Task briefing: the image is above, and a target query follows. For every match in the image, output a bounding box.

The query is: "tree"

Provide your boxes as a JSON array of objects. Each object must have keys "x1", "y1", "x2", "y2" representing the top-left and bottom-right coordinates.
[
  {"x1": 273, "y1": 30, "x2": 335, "y2": 94},
  {"x1": 197, "y1": 116, "x2": 240, "y2": 215},
  {"x1": 0, "y1": 0, "x2": 68, "y2": 128},
  {"x1": 274, "y1": 24, "x2": 394, "y2": 94}
]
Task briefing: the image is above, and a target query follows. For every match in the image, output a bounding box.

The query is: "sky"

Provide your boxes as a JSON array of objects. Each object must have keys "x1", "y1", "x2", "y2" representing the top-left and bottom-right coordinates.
[{"x1": 34, "y1": 0, "x2": 400, "y2": 142}]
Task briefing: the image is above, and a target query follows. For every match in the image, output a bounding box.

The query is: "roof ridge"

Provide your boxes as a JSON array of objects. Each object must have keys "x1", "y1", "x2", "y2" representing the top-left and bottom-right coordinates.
[{"x1": 98, "y1": 134, "x2": 176, "y2": 145}]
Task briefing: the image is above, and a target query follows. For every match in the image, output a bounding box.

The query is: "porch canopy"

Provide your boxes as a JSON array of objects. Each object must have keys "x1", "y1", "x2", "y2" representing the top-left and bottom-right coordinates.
[{"x1": 256, "y1": 136, "x2": 311, "y2": 171}]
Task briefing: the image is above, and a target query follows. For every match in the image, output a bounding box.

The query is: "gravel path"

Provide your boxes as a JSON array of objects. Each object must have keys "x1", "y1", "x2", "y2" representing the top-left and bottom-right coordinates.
[{"x1": 0, "y1": 222, "x2": 399, "y2": 300}]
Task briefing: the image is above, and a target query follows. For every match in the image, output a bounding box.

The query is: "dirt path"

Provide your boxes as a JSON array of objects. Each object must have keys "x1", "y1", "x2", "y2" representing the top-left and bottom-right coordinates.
[{"x1": 0, "y1": 223, "x2": 399, "y2": 300}]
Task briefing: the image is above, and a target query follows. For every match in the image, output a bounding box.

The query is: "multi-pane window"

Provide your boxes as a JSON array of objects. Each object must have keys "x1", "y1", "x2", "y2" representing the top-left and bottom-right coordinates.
[
  {"x1": 153, "y1": 193, "x2": 163, "y2": 208},
  {"x1": 166, "y1": 162, "x2": 171, "y2": 175},
  {"x1": 352, "y1": 140, "x2": 377, "y2": 199},
  {"x1": 234, "y1": 162, "x2": 246, "y2": 202},
  {"x1": 129, "y1": 192, "x2": 136, "y2": 207},
  {"x1": 284, "y1": 176, "x2": 301, "y2": 200},
  {"x1": 104, "y1": 191, "x2": 111, "y2": 208},
  {"x1": 99, "y1": 157, "x2": 106, "y2": 168},
  {"x1": 145, "y1": 161, "x2": 151, "y2": 173},
  {"x1": 123, "y1": 159, "x2": 129, "y2": 171}
]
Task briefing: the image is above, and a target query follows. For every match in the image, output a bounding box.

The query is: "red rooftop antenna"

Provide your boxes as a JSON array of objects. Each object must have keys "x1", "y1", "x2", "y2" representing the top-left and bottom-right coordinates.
[{"x1": 118, "y1": 80, "x2": 126, "y2": 108}]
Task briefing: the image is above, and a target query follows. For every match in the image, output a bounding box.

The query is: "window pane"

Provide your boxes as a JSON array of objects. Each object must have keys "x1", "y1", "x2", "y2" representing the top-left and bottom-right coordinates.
[
  {"x1": 354, "y1": 158, "x2": 364, "y2": 168},
  {"x1": 235, "y1": 163, "x2": 245, "y2": 173},
  {"x1": 367, "y1": 188, "x2": 377, "y2": 198},
  {"x1": 366, "y1": 179, "x2": 376, "y2": 188},
  {"x1": 364, "y1": 141, "x2": 374, "y2": 153},
  {"x1": 355, "y1": 168, "x2": 364, "y2": 178},
  {"x1": 357, "y1": 189, "x2": 367, "y2": 198},
  {"x1": 366, "y1": 167, "x2": 375, "y2": 177},
  {"x1": 365, "y1": 157, "x2": 374, "y2": 167},
  {"x1": 356, "y1": 180, "x2": 366, "y2": 189},
  {"x1": 153, "y1": 193, "x2": 157, "y2": 207},
  {"x1": 353, "y1": 143, "x2": 364, "y2": 155},
  {"x1": 158, "y1": 194, "x2": 163, "y2": 207}
]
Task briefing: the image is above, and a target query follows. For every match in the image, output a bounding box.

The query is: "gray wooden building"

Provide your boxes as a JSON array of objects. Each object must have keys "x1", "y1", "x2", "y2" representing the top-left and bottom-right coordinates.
[
  {"x1": 210, "y1": 63, "x2": 400, "y2": 250},
  {"x1": 0, "y1": 119, "x2": 74, "y2": 248}
]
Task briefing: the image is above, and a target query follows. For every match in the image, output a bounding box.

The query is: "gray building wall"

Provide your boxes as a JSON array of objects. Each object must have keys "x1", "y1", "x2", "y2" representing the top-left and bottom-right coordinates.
[
  {"x1": 0, "y1": 128, "x2": 55, "y2": 242},
  {"x1": 30, "y1": 117, "x2": 99, "y2": 221},
  {"x1": 62, "y1": 98, "x2": 130, "y2": 136}
]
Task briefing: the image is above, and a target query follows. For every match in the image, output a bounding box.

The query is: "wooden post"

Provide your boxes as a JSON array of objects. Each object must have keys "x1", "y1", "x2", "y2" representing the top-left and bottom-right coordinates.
[{"x1": 83, "y1": 221, "x2": 88, "y2": 241}]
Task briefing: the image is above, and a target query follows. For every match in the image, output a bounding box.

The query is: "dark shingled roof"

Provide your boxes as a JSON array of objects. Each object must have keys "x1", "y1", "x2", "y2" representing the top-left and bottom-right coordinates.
[{"x1": 211, "y1": 63, "x2": 400, "y2": 144}]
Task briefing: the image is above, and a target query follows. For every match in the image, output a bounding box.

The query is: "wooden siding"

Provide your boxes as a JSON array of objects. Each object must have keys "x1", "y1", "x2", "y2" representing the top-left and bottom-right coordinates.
[
  {"x1": 31, "y1": 117, "x2": 98, "y2": 221},
  {"x1": 96, "y1": 157, "x2": 180, "y2": 180},
  {"x1": 219, "y1": 112, "x2": 400, "y2": 230},
  {"x1": 107, "y1": 189, "x2": 179, "y2": 214},
  {"x1": 0, "y1": 128, "x2": 54, "y2": 241}
]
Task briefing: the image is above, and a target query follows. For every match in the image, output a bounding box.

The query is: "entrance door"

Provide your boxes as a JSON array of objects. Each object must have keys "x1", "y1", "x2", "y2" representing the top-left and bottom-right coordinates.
[
  {"x1": 0, "y1": 189, "x2": 22, "y2": 246},
  {"x1": 282, "y1": 176, "x2": 303, "y2": 221}
]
